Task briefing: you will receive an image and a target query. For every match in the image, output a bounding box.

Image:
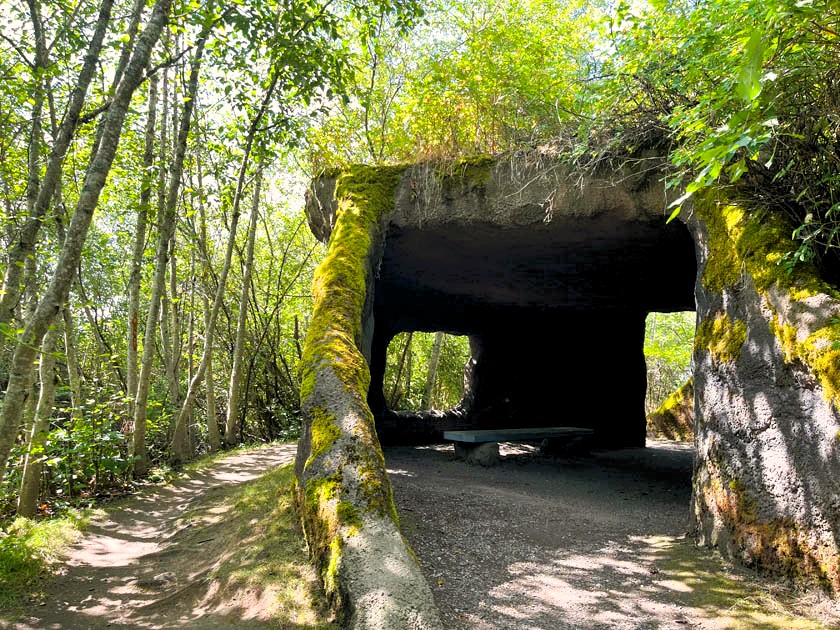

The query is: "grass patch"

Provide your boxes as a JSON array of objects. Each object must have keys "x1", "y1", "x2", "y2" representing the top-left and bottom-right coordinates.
[
  {"x1": 210, "y1": 462, "x2": 336, "y2": 628},
  {"x1": 0, "y1": 508, "x2": 99, "y2": 613},
  {"x1": 643, "y1": 535, "x2": 836, "y2": 628}
]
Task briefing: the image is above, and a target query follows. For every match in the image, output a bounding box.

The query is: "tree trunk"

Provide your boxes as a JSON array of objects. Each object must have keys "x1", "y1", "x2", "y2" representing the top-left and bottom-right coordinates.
[
  {"x1": 421, "y1": 331, "x2": 444, "y2": 409},
  {"x1": 0, "y1": 0, "x2": 115, "y2": 358},
  {"x1": 131, "y1": 63, "x2": 171, "y2": 476},
  {"x1": 0, "y1": 0, "x2": 174, "y2": 485},
  {"x1": 170, "y1": 66, "x2": 282, "y2": 465},
  {"x1": 164, "y1": 35, "x2": 209, "y2": 467},
  {"x1": 204, "y1": 292, "x2": 221, "y2": 452},
  {"x1": 223, "y1": 169, "x2": 262, "y2": 448},
  {"x1": 159, "y1": 256, "x2": 181, "y2": 411},
  {"x1": 388, "y1": 332, "x2": 413, "y2": 408},
  {"x1": 126, "y1": 72, "x2": 158, "y2": 428},
  {"x1": 63, "y1": 308, "x2": 84, "y2": 427},
  {"x1": 196, "y1": 164, "x2": 221, "y2": 453},
  {"x1": 17, "y1": 324, "x2": 59, "y2": 517}
]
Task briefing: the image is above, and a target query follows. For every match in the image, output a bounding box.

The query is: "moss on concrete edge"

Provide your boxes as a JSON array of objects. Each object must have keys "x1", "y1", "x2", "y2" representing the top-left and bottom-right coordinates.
[
  {"x1": 697, "y1": 469, "x2": 840, "y2": 591},
  {"x1": 696, "y1": 195, "x2": 840, "y2": 407},
  {"x1": 647, "y1": 377, "x2": 694, "y2": 440},
  {"x1": 695, "y1": 313, "x2": 747, "y2": 365},
  {"x1": 295, "y1": 164, "x2": 440, "y2": 626}
]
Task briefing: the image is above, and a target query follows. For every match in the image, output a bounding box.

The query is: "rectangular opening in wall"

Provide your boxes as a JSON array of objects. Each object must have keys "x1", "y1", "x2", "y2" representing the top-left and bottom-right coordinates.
[
  {"x1": 383, "y1": 332, "x2": 470, "y2": 412},
  {"x1": 644, "y1": 311, "x2": 695, "y2": 441}
]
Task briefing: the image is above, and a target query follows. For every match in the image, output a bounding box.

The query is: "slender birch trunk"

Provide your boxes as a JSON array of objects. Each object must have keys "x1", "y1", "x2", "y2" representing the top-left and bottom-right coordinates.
[
  {"x1": 0, "y1": 0, "x2": 174, "y2": 485},
  {"x1": 223, "y1": 169, "x2": 262, "y2": 448},
  {"x1": 17, "y1": 325, "x2": 59, "y2": 517},
  {"x1": 139, "y1": 34, "x2": 207, "y2": 470},
  {"x1": 421, "y1": 332, "x2": 445, "y2": 409},
  {"x1": 126, "y1": 73, "x2": 158, "y2": 427},
  {"x1": 131, "y1": 64, "x2": 170, "y2": 475},
  {"x1": 0, "y1": 0, "x2": 115, "y2": 357},
  {"x1": 196, "y1": 165, "x2": 221, "y2": 453},
  {"x1": 203, "y1": 293, "x2": 221, "y2": 452},
  {"x1": 389, "y1": 332, "x2": 413, "y2": 407},
  {"x1": 62, "y1": 308, "x2": 84, "y2": 427}
]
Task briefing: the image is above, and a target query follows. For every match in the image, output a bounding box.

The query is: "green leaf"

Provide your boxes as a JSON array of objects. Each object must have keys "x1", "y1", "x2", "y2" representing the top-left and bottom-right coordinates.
[
  {"x1": 737, "y1": 30, "x2": 765, "y2": 103},
  {"x1": 666, "y1": 206, "x2": 681, "y2": 224}
]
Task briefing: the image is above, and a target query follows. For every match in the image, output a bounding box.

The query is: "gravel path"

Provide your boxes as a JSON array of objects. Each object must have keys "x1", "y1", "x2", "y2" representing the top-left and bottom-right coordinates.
[{"x1": 386, "y1": 440, "x2": 838, "y2": 629}]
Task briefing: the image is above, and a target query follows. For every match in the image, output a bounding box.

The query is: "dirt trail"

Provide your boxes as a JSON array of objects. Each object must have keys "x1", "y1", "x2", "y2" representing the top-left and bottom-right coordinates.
[
  {"x1": 6, "y1": 443, "x2": 297, "y2": 630},
  {"x1": 5, "y1": 440, "x2": 838, "y2": 629},
  {"x1": 386, "y1": 440, "x2": 840, "y2": 630}
]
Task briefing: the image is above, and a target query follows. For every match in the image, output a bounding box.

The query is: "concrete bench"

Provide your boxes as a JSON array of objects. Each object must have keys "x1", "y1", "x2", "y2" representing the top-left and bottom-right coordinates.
[{"x1": 444, "y1": 427, "x2": 594, "y2": 465}]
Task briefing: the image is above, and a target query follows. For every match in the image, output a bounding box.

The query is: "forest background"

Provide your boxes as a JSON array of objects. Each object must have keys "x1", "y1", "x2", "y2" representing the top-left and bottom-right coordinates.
[{"x1": 0, "y1": 0, "x2": 836, "y2": 534}]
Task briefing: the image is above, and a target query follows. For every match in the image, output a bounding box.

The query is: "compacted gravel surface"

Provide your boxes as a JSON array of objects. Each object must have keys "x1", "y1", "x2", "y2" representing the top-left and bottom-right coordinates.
[{"x1": 385, "y1": 440, "x2": 838, "y2": 630}]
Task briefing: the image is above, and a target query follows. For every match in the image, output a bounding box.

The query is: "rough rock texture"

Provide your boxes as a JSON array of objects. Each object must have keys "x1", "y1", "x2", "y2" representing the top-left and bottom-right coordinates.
[
  {"x1": 296, "y1": 165, "x2": 442, "y2": 629},
  {"x1": 685, "y1": 197, "x2": 840, "y2": 592},
  {"x1": 647, "y1": 377, "x2": 695, "y2": 440},
  {"x1": 299, "y1": 154, "x2": 840, "y2": 623}
]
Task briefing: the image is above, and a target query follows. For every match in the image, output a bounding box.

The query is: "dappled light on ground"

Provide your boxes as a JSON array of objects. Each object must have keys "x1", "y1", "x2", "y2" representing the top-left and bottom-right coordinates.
[
  {"x1": 4, "y1": 444, "x2": 333, "y2": 629},
  {"x1": 388, "y1": 441, "x2": 839, "y2": 629}
]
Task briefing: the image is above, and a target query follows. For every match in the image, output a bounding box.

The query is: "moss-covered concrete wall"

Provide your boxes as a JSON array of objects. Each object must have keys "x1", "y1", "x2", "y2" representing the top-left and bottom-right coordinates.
[
  {"x1": 686, "y1": 195, "x2": 840, "y2": 592},
  {"x1": 647, "y1": 377, "x2": 694, "y2": 441},
  {"x1": 298, "y1": 155, "x2": 840, "y2": 618},
  {"x1": 295, "y1": 165, "x2": 442, "y2": 629}
]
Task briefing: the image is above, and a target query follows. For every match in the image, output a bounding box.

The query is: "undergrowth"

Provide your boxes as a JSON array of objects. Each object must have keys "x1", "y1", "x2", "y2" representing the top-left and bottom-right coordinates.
[{"x1": 0, "y1": 508, "x2": 98, "y2": 612}]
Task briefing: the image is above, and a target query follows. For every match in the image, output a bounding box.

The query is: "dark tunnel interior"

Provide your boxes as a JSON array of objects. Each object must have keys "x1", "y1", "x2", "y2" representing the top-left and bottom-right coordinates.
[{"x1": 368, "y1": 215, "x2": 698, "y2": 447}]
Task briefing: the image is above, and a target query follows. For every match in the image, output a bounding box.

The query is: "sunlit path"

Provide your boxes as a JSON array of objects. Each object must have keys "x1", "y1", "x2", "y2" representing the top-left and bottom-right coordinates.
[
  {"x1": 387, "y1": 441, "x2": 838, "y2": 629},
  {"x1": 9, "y1": 444, "x2": 297, "y2": 630}
]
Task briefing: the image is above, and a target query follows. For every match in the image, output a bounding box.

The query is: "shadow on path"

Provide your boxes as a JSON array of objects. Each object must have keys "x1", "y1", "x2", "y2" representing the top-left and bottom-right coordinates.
[
  {"x1": 5, "y1": 443, "x2": 297, "y2": 630},
  {"x1": 387, "y1": 441, "x2": 838, "y2": 629}
]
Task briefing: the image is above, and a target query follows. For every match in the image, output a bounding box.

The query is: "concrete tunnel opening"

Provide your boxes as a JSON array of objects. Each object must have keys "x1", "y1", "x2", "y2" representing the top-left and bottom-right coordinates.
[
  {"x1": 369, "y1": 215, "x2": 698, "y2": 449},
  {"x1": 298, "y1": 161, "x2": 840, "y2": 620}
]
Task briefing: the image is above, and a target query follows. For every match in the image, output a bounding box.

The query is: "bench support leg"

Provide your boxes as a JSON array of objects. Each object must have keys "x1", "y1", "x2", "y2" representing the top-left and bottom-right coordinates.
[{"x1": 454, "y1": 442, "x2": 500, "y2": 466}]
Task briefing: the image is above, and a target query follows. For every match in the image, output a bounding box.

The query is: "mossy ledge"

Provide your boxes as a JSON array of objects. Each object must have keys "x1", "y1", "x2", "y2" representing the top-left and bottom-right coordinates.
[
  {"x1": 294, "y1": 165, "x2": 442, "y2": 628},
  {"x1": 647, "y1": 377, "x2": 694, "y2": 440}
]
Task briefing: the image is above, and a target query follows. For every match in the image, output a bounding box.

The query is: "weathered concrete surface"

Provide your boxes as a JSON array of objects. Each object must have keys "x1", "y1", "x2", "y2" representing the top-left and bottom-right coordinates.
[
  {"x1": 685, "y1": 200, "x2": 840, "y2": 591},
  {"x1": 299, "y1": 154, "x2": 840, "y2": 621},
  {"x1": 647, "y1": 377, "x2": 694, "y2": 440},
  {"x1": 297, "y1": 165, "x2": 442, "y2": 629}
]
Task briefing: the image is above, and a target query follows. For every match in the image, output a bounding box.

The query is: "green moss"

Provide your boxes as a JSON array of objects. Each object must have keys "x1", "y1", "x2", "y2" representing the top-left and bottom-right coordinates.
[
  {"x1": 319, "y1": 535, "x2": 345, "y2": 607},
  {"x1": 697, "y1": 195, "x2": 840, "y2": 406},
  {"x1": 699, "y1": 469, "x2": 840, "y2": 591},
  {"x1": 304, "y1": 474, "x2": 342, "y2": 508},
  {"x1": 697, "y1": 201, "x2": 743, "y2": 292},
  {"x1": 802, "y1": 324, "x2": 840, "y2": 407},
  {"x1": 769, "y1": 314, "x2": 840, "y2": 409},
  {"x1": 647, "y1": 377, "x2": 694, "y2": 440},
  {"x1": 696, "y1": 198, "x2": 827, "y2": 297},
  {"x1": 695, "y1": 313, "x2": 747, "y2": 364},
  {"x1": 335, "y1": 501, "x2": 362, "y2": 532},
  {"x1": 434, "y1": 155, "x2": 495, "y2": 190},
  {"x1": 299, "y1": 164, "x2": 407, "y2": 405},
  {"x1": 308, "y1": 407, "x2": 341, "y2": 467},
  {"x1": 296, "y1": 165, "x2": 413, "y2": 615}
]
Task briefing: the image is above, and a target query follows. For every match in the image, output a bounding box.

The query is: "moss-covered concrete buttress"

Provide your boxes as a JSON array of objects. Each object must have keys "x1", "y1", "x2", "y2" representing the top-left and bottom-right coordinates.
[
  {"x1": 295, "y1": 165, "x2": 443, "y2": 629},
  {"x1": 687, "y1": 195, "x2": 840, "y2": 592},
  {"x1": 299, "y1": 154, "x2": 839, "y2": 606}
]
